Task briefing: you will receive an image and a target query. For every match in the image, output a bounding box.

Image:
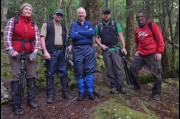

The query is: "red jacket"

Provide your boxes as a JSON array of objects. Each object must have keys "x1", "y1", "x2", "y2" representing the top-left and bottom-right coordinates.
[
  {"x1": 12, "y1": 15, "x2": 35, "y2": 52},
  {"x1": 135, "y1": 20, "x2": 165, "y2": 56}
]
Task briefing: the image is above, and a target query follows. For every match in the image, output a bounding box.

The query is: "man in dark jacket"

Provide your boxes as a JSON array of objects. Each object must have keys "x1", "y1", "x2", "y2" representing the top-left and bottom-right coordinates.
[
  {"x1": 130, "y1": 11, "x2": 165, "y2": 101},
  {"x1": 40, "y1": 9, "x2": 72, "y2": 104},
  {"x1": 70, "y1": 7, "x2": 96, "y2": 101},
  {"x1": 95, "y1": 8, "x2": 127, "y2": 95}
]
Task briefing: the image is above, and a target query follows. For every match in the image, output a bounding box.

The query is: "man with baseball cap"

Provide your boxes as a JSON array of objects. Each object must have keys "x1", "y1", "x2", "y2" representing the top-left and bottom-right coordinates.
[
  {"x1": 40, "y1": 9, "x2": 72, "y2": 104},
  {"x1": 54, "y1": 9, "x2": 63, "y2": 15},
  {"x1": 95, "y1": 8, "x2": 127, "y2": 95}
]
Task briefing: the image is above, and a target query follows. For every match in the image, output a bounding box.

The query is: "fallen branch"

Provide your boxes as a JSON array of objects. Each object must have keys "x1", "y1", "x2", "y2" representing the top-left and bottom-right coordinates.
[{"x1": 65, "y1": 97, "x2": 77, "y2": 107}]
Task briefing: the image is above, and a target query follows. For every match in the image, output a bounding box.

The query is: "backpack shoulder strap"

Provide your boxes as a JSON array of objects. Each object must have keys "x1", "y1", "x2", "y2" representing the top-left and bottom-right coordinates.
[
  {"x1": 14, "y1": 16, "x2": 34, "y2": 27},
  {"x1": 148, "y1": 21, "x2": 156, "y2": 40},
  {"x1": 98, "y1": 22, "x2": 104, "y2": 35},
  {"x1": 14, "y1": 16, "x2": 19, "y2": 25},
  {"x1": 111, "y1": 21, "x2": 118, "y2": 35},
  {"x1": 148, "y1": 22, "x2": 153, "y2": 33}
]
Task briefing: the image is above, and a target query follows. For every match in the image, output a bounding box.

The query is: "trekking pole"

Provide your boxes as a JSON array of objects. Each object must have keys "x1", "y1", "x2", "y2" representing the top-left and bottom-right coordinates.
[
  {"x1": 119, "y1": 50, "x2": 133, "y2": 85},
  {"x1": 19, "y1": 51, "x2": 26, "y2": 108}
]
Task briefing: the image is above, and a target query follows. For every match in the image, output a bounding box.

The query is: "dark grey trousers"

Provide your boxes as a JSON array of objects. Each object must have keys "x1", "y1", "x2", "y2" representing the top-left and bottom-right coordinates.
[
  {"x1": 130, "y1": 53, "x2": 162, "y2": 95},
  {"x1": 102, "y1": 48, "x2": 125, "y2": 89}
]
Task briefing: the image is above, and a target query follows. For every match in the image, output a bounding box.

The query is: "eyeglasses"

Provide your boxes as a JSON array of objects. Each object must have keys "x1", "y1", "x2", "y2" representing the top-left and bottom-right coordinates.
[{"x1": 136, "y1": 16, "x2": 144, "y2": 19}]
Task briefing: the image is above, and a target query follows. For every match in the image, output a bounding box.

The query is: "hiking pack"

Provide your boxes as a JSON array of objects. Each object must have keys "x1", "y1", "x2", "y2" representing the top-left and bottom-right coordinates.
[
  {"x1": 14, "y1": 16, "x2": 35, "y2": 27},
  {"x1": 98, "y1": 20, "x2": 118, "y2": 36},
  {"x1": 148, "y1": 21, "x2": 156, "y2": 40}
]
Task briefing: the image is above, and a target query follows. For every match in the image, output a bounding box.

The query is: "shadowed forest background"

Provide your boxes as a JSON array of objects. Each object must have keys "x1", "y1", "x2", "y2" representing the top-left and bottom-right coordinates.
[{"x1": 1, "y1": 0, "x2": 179, "y2": 119}]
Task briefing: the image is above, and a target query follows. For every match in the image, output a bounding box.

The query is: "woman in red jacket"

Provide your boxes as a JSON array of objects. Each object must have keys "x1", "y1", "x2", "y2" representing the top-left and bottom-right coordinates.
[
  {"x1": 3, "y1": 3, "x2": 41, "y2": 115},
  {"x1": 130, "y1": 11, "x2": 165, "y2": 101}
]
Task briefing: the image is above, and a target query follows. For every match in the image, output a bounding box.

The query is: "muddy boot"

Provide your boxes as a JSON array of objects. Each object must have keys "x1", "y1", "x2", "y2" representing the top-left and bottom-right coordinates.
[
  {"x1": 153, "y1": 94, "x2": 161, "y2": 101},
  {"x1": 120, "y1": 87, "x2": 127, "y2": 94},
  {"x1": 11, "y1": 81, "x2": 24, "y2": 115},
  {"x1": 110, "y1": 88, "x2": 117, "y2": 94},
  {"x1": 60, "y1": 77, "x2": 69, "y2": 99},
  {"x1": 77, "y1": 92, "x2": 85, "y2": 101},
  {"x1": 46, "y1": 78, "x2": 54, "y2": 104},
  {"x1": 88, "y1": 93, "x2": 96, "y2": 100},
  {"x1": 27, "y1": 78, "x2": 39, "y2": 109}
]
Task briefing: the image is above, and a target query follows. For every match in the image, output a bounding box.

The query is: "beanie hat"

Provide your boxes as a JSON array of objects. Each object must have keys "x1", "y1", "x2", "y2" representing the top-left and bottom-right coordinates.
[{"x1": 20, "y1": 3, "x2": 32, "y2": 13}]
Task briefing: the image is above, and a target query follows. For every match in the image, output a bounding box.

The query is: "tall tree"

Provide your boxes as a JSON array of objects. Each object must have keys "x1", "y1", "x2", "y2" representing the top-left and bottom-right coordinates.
[{"x1": 125, "y1": 0, "x2": 134, "y2": 58}]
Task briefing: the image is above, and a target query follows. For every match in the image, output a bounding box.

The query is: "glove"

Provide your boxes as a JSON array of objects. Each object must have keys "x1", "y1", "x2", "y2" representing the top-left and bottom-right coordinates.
[
  {"x1": 29, "y1": 52, "x2": 37, "y2": 60},
  {"x1": 8, "y1": 49, "x2": 15, "y2": 56}
]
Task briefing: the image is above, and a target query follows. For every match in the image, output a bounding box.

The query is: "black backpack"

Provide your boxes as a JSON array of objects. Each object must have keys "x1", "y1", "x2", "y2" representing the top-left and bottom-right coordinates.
[
  {"x1": 98, "y1": 21, "x2": 118, "y2": 36},
  {"x1": 148, "y1": 21, "x2": 156, "y2": 40}
]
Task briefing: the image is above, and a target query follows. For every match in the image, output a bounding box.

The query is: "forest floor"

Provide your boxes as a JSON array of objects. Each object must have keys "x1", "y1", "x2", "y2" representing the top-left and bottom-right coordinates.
[{"x1": 1, "y1": 73, "x2": 179, "y2": 119}]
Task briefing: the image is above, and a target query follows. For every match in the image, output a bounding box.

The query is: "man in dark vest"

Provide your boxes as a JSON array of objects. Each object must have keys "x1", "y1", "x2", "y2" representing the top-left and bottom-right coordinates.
[
  {"x1": 95, "y1": 8, "x2": 127, "y2": 94},
  {"x1": 40, "y1": 9, "x2": 72, "y2": 104}
]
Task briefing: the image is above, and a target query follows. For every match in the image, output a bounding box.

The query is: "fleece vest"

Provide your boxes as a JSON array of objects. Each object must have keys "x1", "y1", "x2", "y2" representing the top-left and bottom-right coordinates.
[
  {"x1": 45, "y1": 21, "x2": 67, "y2": 52},
  {"x1": 12, "y1": 15, "x2": 35, "y2": 52}
]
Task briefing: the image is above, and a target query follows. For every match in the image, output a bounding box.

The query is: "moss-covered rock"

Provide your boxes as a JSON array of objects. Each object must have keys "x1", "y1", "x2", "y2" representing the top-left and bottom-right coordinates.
[{"x1": 91, "y1": 99, "x2": 158, "y2": 119}]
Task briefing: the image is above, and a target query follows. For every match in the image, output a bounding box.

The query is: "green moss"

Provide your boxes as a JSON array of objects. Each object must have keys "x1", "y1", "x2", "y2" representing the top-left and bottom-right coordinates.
[
  {"x1": 91, "y1": 99, "x2": 158, "y2": 119},
  {"x1": 171, "y1": 105, "x2": 179, "y2": 115},
  {"x1": 139, "y1": 75, "x2": 153, "y2": 84}
]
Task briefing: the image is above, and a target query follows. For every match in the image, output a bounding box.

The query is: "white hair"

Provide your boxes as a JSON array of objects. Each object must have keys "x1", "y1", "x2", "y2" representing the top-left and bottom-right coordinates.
[{"x1": 77, "y1": 7, "x2": 86, "y2": 15}]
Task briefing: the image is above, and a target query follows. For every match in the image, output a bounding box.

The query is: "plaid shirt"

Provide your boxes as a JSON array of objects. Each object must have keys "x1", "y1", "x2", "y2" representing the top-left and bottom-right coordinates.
[{"x1": 3, "y1": 17, "x2": 42, "y2": 51}]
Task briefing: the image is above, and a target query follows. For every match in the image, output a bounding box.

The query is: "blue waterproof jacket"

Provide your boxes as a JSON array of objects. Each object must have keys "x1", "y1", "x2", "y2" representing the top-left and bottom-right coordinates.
[{"x1": 70, "y1": 20, "x2": 95, "y2": 46}]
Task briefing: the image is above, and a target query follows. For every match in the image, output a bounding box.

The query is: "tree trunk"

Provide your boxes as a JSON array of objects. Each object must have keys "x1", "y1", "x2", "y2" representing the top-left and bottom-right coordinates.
[
  {"x1": 144, "y1": 0, "x2": 154, "y2": 21},
  {"x1": 174, "y1": 12, "x2": 179, "y2": 44},
  {"x1": 106, "y1": 0, "x2": 110, "y2": 8},
  {"x1": 161, "y1": 0, "x2": 171, "y2": 72},
  {"x1": 42, "y1": 0, "x2": 47, "y2": 23},
  {"x1": 57, "y1": 0, "x2": 62, "y2": 9},
  {"x1": 125, "y1": 0, "x2": 134, "y2": 59},
  {"x1": 1, "y1": 1, "x2": 8, "y2": 27},
  {"x1": 166, "y1": 0, "x2": 175, "y2": 70}
]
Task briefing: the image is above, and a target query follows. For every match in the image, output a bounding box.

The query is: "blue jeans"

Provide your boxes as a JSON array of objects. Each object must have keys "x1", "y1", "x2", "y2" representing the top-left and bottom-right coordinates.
[{"x1": 45, "y1": 49, "x2": 68, "y2": 79}]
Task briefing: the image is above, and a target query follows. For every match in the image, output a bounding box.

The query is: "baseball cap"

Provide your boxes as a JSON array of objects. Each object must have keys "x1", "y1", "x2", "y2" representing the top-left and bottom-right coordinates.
[
  {"x1": 54, "y1": 9, "x2": 63, "y2": 16},
  {"x1": 102, "y1": 8, "x2": 111, "y2": 14}
]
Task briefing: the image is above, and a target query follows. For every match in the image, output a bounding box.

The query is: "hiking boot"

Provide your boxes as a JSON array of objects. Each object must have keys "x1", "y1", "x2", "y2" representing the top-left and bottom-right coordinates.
[
  {"x1": 77, "y1": 93, "x2": 85, "y2": 101},
  {"x1": 62, "y1": 92, "x2": 73, "y2": 99},
  {"x1": 110, "y1": 88, "x2": 117, "y2": 94},
  {"x1": 47, "y1": 95, "x2": 54, "y2": 104},
  {"x1": 14, "y1": 107, "x2": 24, "y2": 116},
  {"x1": 11, "y1": 81, "x2": 24, "y2": 116},
  {"x1": 120, "y1": 87, "x2": 127, "y2": 94},
  {"x1": 88, "y1": 93, "x2": 96, "y2": 100},
  {"x1": 62, "y1": 92, "x2": 68, "y2": 99},
  {"x1": 153, "y1": 94, "x2": 161, "y2": 101},
  {"x1": 27, "y1": 100, "x2": 38, "y2": 109}
]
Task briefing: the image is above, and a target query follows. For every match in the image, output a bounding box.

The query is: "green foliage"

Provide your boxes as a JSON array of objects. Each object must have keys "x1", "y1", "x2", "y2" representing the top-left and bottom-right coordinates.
[
  {"x1": 91, "y1": 99, "x2": 158, "y2": 119},
  {"x1": 96, "y1": 56, "x2": 106, "y2": 71},
  {"x1": 1, "y1": 51, "x2": 12, "y2": 79}
]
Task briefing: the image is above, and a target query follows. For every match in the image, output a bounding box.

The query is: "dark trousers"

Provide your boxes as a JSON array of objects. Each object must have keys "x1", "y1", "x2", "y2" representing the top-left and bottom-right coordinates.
[
  {"x1": 45, "y1": 49, "x2": 68, "y2": 96},
  {"x1": 130, "y1": 54, "x2": 162, "y2": 95},
  {"x1": 102, "y1": 48, "x2": 125, "y2": 89}
]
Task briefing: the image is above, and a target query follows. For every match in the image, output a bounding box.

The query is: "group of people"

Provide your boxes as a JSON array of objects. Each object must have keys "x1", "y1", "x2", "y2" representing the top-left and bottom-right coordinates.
[{"x1": 3, "y1": 3, "x2": 165, "y2": 116}]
